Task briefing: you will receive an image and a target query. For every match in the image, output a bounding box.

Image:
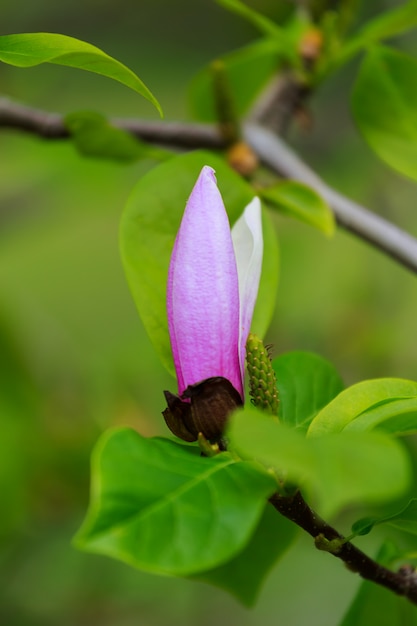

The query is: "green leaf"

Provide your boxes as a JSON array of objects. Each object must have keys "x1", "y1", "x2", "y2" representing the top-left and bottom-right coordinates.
[
  {"x1": 74, "y1": 428, "x2": 276, "y2": 576},
  {"x1": 189, "y1": 38, "x2": 285, "y2": 122},
  {"x1": 216, "y1": 0, "x2": 284, "y2": 39},
  {"x1": 190, "y1": 503, "x2": 298, "y2": 606},
  {"x1": 261, "y1": 181, "x2": 335, "y2": 236},
  {"x1": 352, "y1": 499, "x2": 417, "y2": 539},
  {"x1": 120, "y1": 151, "x2": 279, "y2": 376},
  {"x1": 386, "y1": 499, "x2": 417, "y2": 536},
  {"x1": 0, "y1": 33, "x2": 162, "y2": 116},
  {"x1": 344, "y1": 397, "x2": 417, "y2": 437},
  {"x1": 324, "y1": 1, "x2": 417, "y2": 76},
  {"x1": 228, "y1": 408, "x2": 410, "y2": 518},
  {"x1": 356, "y1": 0, "x2": 417, "y2": 41},
  {"x1": 307, "y1": 378, "x2": 417, "y2": 437},
  {"x1": 339, "y1": 542, "x2": 417, "y2": 626},
  {"x1": 65, "y1": 111, "x2": 164, "y2": 163},
  {"x1": 350, "y1": 516, "x2": 378, "y2": 537},
  {"x1": 351, "y1": 46, "x2": 417, "y2": 182},
  {"x1": 272, "y1": 351, "x2": 344, "y2": 431}
]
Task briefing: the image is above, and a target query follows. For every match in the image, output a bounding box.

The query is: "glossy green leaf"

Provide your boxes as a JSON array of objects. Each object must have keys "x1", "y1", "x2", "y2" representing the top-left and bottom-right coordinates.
[
  {"x1": 344, "y1": 398, "x2": 417, "y2": 436},
  {"x1": 228, "y1": 408, "x2": 410, "y2": 518},
  {"x1": 272, "y1": 351, "x2": 344, "y2": 431},
  {"x1": 339, "y1": 542, "x2": 416, "y2": 626},
  {"x1": 74, "y1": 428, "x2": 276, "y2": 576},
  {"x1": 189, "y1": 38, "x2": 285, "y2": 122},
  {"x1": 0, "y1": 33, "x2": 162, "y2": 115},
  {"x1": 191, "y1": 503, "x2": 298, "y2": 606},
  {"x1": 308, "y1": 378, "x2": 417, "y2": 437},
  {"x1": 120, "y1": 151, "x2": 279, "y2": 377},
  {"x1": 352, "y1": 46, "x2": 417, "y2": 181},
  {"x1": 261, "y1": 181, "x2": 335, "y2": 236},
  {"x1": 65, "y1": 111, "x2": 164, "y2": 163}
]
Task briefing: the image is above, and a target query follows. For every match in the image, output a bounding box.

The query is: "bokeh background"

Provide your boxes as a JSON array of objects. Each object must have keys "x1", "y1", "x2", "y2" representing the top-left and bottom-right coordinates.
[{"x1": 1, "y1": 1, "x2": 417, "y2": 624}]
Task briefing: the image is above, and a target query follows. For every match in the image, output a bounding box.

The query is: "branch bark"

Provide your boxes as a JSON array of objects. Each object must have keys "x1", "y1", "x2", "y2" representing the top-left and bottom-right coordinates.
[
  {"x1": 270, "y1": 490, "x2": 417, "y2": 604},
  {"x1": 244, "y1": 123, "x2": 417, "y2": 274},
  {"x1": 2, "y1": 97, "x2": 417, "y2": 274}
]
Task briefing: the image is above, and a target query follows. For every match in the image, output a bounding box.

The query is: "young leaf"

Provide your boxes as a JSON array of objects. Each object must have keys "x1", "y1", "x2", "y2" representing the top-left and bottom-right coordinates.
[
  {"x1": 189, "y1": 38, "x2": 285, "y2": 122},
  {"x1": 339, "y1": 542, "x2": 416, "y2": 626},
  {"x1": 65, "y1": 111, "x2": 164, "y2": 163},
  {"x1": 261, "y1": 181, "x2": 335, "y2": 236},
  {"x1": 351, "y1": 46, "x2": 417, "y2": 182},
  {"x1": 0, "y1": 33, "x2": 162, "y2": 116},
  {"x1": 351, "y1": 499, "x2": 417, "y2": 539},
  {"x1": 216, "y1": 0, "x2": 284, "y2": 39},
  {"x1": 386, "y1": 499, "x2": 417, "y2": 536},
  {"x1": 190, "y1": 503, "x2": 298, "y2": 607},
  {"x1": 228, "y1": 408, "x2": 410, "y2": 518},
  {"x1": 323, "y1": 1, "x2": 417, "y2": 76},
  {"x1": 120, "y1": 151, "x2": 279, "y2": 377},
  {"x1": 74, "y1": 428, "x2": 276, "y2": 576},
  {"x1": 307, "y1": 378, "x2": 417, "y2": 437},
  {"x1": 350, "y1": 516, "x2": 378, "y2": 537},
  {"x1": 272, "y1": 351, "x2": 344, "y2": 431},
  {"x1": 355, "y1": 0, "x2": 417, "y2": 42}
]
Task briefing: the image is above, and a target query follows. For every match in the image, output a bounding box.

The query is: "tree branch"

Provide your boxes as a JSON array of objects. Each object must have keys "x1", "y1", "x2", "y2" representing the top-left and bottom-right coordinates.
[
  {"x1": 0, "y1": 97, "x2": 223, "y2": 148},
  {"x1": 270, "y1": 490, "x2": 417, "y2": 604},
  {"x1": 244, "y1": 123, "x2": 417, "y2": 274},
  {"x1": 2, "y1": 97, "x2": 417, "y2": 274}
]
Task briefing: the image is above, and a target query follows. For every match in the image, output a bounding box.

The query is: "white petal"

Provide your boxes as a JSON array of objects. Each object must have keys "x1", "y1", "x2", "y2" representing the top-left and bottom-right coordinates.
[{"x1": 231, "y1": 197, "x2": 263, "y2": 379}]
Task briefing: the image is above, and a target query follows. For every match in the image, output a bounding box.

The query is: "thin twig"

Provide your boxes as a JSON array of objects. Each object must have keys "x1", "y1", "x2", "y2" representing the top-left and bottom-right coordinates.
[
  {"x1": 2, "y1": 97, "x2": 417, "y2": 274},
  {"x1": 0, "y1": 97, "x2": 223, "y2": 148},
  {"x1": 270, "y1": 490, "x2": 417, "y2": 604},
  {"x1": 244, "y1": 123, "x2": 417, "y2": 273}
]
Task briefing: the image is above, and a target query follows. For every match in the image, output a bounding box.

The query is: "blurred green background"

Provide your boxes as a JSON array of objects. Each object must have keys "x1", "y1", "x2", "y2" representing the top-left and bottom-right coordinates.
[{"x1": 1, "y1": 1, "x2": 417, "y2": 624}]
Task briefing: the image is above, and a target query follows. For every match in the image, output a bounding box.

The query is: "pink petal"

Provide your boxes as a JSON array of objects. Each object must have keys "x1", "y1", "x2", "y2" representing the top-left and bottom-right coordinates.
[
  {"x1": 231, "y1": 197, "x2": 263, "y2": 379},
  {"x1": 167, "y1": 166, "x2": 242, "y2": 397}
]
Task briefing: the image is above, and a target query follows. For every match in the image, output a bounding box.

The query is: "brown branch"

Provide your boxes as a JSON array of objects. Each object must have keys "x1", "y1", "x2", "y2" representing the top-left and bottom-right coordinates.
[
  {"x1": 270, "y1": 490, "x2": 417, "y2": 604},
  {"x1": 0, "y1": 97, "x2": 223, "y2": 149},
  {"x1": 2, "y1": 97, "x2": 417, "y2": 274},
  {"x1": 243, "y1": 123, "x2": 417, "y2": 274}
]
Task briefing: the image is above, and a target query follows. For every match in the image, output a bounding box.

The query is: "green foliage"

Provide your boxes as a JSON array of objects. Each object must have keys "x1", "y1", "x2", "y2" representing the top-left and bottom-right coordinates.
[
  {"x1": 120, "y1": 151, "x2": 279, "y2": 377},
  {"x1": 191, "y1": 504, "x2": 298, "y2": 607},
  {"x1": 261, "y1": 181, "x2": 335, "y2": 236},
  {"x1": 353, "y1": 0, "x2": 417, "y2": 42},
  {"x1": 74, "y1": 427, "x2": 276, "y2": 576},
  {"x1": 308, "y1": 378, "x2": 417, "y2": 436},
  {"x1": 189, "y1": 38, "x2": 285, "y2": 122},
  {"x1": 352, "y1": 499, "x2": 417, "y2": 538},
  {"x1": 65, "y1": 111, "x2": 166, "y2": 162},
  {"x1": 320, "y1": 0, "x2": 417, "y2": 77},
  {"x1": 228, "y1": 408, "x2": 411, "y2": 518},
  {"x1": 0, "y1": 32, "x2": 162, "y2": 115},
  {"x1": 272, "y1": 351, "x2": 344, "y2": 431},
  {"x1": 216, "y1": 0, "x2": 285, "y2": 39},
  {"x1": 352, "y1": 46, "x2": 417, "y2": 182},
  {"x1": 339, "y1": 542, "x2": 417, "y2": 626},
  {"x1": 341, "y1": 0, "x2": 417, "y2": 63}
]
